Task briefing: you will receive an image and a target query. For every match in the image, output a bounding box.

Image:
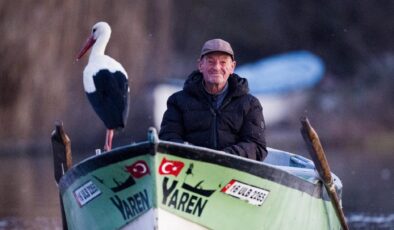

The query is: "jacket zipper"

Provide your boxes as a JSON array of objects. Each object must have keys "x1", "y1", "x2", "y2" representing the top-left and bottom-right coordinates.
[
  {"x1": 209, "y1": 107, "x2": 218, "y2": 149},
  {"x1": 212, "y1": 98, "x2": 232, "y2": 149}
]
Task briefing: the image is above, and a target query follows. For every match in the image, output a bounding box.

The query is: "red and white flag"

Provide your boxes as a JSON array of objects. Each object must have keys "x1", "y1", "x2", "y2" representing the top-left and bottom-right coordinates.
[
  {"x1": 125, "y1": 160, "x2": 150, "y2": 178},
  {"x1": 158, "y1": 157, "x2": 185, "y2": 177}
]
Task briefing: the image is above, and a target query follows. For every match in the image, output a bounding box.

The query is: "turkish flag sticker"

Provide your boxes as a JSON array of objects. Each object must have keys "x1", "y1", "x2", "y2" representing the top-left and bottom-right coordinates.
[
  {"x1": 125, "y1": 160, "x2": 150, "y2": 178},
  {"x1": 158, "y1": 157, "x2": 185, "y2": 177}
]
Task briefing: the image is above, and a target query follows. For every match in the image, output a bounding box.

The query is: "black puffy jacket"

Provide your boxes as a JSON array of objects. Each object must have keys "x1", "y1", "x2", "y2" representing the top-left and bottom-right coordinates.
[{"x1": 159, "y1": 70, "x2": 267, "y2": 161}]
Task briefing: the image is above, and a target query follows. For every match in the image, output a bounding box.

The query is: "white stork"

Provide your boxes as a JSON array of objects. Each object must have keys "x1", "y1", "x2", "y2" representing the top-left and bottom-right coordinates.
[{"x1": 76, "y1": 21, "x2": 130, "y2": 152}]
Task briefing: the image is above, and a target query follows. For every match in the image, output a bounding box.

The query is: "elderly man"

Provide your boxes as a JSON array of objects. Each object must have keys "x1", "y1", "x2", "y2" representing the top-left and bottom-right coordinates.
[{"x1": 159, "y1": 38, "x2": 267, "y2": 161}]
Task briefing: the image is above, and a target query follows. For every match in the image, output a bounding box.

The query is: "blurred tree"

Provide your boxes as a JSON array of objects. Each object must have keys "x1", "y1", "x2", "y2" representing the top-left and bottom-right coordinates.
[
  {"x1": 0, "y1": 0, "x2": 172, "y2": 151},
  {"x1": 0, "y1": 0, "x2": 393, "y2": 152}
]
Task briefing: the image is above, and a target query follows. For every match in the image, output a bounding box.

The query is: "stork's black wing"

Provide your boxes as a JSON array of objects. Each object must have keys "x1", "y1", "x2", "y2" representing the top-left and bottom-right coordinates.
[{"x1": 86, "y1": 69, "x2": 129, "y2": 129}]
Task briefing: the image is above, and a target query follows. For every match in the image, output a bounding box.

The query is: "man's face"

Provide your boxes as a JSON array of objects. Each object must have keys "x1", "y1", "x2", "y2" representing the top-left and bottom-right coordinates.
[{"x1": 198, "y1": 52, "x2": 236, "y2": 89}]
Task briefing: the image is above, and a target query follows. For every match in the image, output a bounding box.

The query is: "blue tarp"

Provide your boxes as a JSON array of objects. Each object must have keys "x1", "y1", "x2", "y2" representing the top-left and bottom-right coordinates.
[{"x1": 236, "y1": 51, "x2": 325, "y2": 94}]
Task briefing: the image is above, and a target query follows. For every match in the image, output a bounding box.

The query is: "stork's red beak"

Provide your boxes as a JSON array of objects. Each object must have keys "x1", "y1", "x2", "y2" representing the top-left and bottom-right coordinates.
[{"x1": 76, "y1": 35, "x2": 96, "y2": 61}]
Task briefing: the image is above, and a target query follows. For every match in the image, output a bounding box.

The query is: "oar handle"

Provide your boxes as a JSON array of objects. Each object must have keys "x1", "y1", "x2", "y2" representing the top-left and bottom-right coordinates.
[
  {"x1": 300, "y1": 116, "x2": 349, "y2": 230},
  {"x1": 51, "y1": 120, "x2": 72, "y2": 183},
  {"x1": 300, "y1": 117, "x2": 333, "y2": 184},
  {"x1": 51, "y1": 121, "x2": 72, "y2": 230}
]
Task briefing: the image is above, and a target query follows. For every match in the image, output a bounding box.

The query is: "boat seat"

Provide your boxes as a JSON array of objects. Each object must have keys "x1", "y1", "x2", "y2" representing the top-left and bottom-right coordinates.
[
  {"x1": 264, "y1": 147, "x2": 315, "y2": 169},
  {"x1": 263, "y1": 148, "x2": 343, "y2": 198}
]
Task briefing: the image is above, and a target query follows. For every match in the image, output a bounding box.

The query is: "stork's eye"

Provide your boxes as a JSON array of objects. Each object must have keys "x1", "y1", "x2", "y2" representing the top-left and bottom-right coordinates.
[{"x1": 93, "y1": 28, "x2": 97, "y2": 33}]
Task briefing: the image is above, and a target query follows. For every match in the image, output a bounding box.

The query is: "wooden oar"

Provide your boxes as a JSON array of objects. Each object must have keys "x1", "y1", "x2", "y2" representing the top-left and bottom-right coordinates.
[
  {"x1": 300, "y1": 116, "x2": 349, "y2": 230},
  {"x1": 51, "y1": 121, "x2": 72, "y2": 230}
]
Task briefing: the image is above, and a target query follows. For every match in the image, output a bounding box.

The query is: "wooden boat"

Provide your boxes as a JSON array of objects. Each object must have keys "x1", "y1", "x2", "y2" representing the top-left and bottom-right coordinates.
[{"x1": 52, "y1": 120, "x2": 347, "y2": 230}]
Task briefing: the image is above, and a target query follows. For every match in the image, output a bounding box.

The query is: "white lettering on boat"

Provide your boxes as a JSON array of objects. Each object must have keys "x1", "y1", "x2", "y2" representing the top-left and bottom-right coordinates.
[
  {"x1": 110, "y1": 189, "x2": 150, "y2": 221},
  {"x1": 221, "y1": 179, "x2": 269, "y2": 206},
  {"x1": 73, "y1": 180, "x2": 102, "y2": 207}
]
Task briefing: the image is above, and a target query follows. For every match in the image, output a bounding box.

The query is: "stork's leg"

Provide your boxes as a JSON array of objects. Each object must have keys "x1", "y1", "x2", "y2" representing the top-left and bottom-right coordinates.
[{"x1": 104, "y1": 129, "x2": 114, "y2": 152}]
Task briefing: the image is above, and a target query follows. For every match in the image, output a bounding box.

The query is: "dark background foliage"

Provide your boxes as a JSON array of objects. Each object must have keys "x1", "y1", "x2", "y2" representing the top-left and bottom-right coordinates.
[{"x1": 1, "y1": 0, "x2": 393, "y2": 150}]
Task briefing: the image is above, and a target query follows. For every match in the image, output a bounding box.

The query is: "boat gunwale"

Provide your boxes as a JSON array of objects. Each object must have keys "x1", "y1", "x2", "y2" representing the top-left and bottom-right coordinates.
[
  {"x1": 58, "y1": 141, "x2": 152, "y2": 193},
  {"x1": 58, "y1": 140, "x2": 324, "y2": 199},
  {"x1": 157, "y1": 141, "x2": 324, "y2": 199}
]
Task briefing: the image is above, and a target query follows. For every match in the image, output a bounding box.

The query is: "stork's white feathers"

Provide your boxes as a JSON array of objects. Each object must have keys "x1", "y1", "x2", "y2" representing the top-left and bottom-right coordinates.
[
  {"x1": 80, "y1": 21, "x2": 128, "y2": 93},
  {"x1": 83, "y1": 55, "x2": 128, "y2": 93}
]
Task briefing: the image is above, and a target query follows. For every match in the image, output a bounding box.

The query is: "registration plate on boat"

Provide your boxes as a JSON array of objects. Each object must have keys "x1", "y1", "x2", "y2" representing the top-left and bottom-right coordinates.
[
  {"x1": 221, "y1": 180, "x2": 269, "y2": 206},
  {"x1": 73, "y1": 180, "x2": 102, "y2": 207}
]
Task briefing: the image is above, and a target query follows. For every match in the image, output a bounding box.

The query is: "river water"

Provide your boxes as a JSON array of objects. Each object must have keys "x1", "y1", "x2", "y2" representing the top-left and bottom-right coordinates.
[{"x1": 0, "y1": 141, "x2": 393, "y2": 229}]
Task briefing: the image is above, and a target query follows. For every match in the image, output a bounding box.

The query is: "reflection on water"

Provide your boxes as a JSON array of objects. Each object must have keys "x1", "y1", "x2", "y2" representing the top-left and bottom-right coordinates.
[
  {"x1": 0, "y1": 152, "x2": 62, "y2": 229},
  {"x1": 0, "y1": 217, "x2": 61, "y2": 230},
  {"x1": 1, "y1": 214, "x2": 394, "y2": 229},
  {"x1": 347, "y1": 213, "x2": 394, "y2": 229},
  {"x1": 0, "y1": 153, "x2": 60, "y2": 218},
  {"x1": 0, "y1": 145, "x2": 393, "y2": 229}
]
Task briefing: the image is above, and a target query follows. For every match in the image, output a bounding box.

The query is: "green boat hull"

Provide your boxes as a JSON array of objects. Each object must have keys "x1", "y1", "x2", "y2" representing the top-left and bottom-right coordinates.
[{"x1": 59, "y1": 132, "x2": 342, "y2": 229}]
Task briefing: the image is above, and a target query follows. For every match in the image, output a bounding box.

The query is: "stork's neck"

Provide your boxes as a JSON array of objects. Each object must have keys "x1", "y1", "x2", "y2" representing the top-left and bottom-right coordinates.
[{"x1": 90, "y1": 34, "x2": 110, "y2": 58}]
